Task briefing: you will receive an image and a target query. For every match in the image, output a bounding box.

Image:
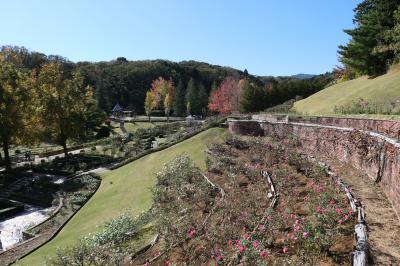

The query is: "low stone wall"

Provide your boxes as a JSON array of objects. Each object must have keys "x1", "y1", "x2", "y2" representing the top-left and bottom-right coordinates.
[
  {"x1": 229, "y1": 120, "x2": 400, "y2": 218},
  {"x1": 252, "y1": 114, "x2": 400, "y2": 140}
]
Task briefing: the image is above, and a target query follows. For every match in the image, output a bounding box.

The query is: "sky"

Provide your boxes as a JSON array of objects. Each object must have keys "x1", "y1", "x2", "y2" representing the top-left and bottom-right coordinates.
[{"x1": 0, "y1": 0, "x2": 361, "y2": 76}]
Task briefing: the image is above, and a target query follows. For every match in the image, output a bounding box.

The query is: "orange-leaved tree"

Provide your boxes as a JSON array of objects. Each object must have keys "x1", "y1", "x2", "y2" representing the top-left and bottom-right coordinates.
[{"x1": 145, "y1": 77, "x2": 174, "y2": 122}]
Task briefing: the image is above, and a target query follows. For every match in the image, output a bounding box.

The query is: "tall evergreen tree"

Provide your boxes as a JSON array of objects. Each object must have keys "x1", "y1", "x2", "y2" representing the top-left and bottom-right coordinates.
[
  {"x1": 172, "y1": 79, "x2": 185, "y2": 116},
  {"x1": 197, "y1": 82, "x2": 208, "y2": 116},
  {"x1": 185, "y1": 78, "x2": 197, "y2": 115},
  {"x1": 376, "y1": 7, "x2": 400, "y2": 62},
  {"x1": 338, "y1": 0, "x2": 400, "y2": 75},
  {"x1": 240, "y1": 81, "x2": 265, "y2": 112}
]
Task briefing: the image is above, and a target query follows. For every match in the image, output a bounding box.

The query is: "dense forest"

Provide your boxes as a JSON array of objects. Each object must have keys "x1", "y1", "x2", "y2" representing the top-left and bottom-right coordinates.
[{"x1": 0, "y1": 46, "x2": 332, "y2": 116}]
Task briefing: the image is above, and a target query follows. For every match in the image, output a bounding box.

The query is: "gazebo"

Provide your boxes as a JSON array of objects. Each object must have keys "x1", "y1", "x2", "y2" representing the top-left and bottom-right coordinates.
[{"x1": 112, "y1": 103, "x2": 123, "y2": 117}]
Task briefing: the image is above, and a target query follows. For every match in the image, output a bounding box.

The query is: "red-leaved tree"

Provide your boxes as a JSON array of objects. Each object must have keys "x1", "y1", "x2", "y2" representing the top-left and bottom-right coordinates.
[{"x1": 208, "y1": 77, "x2": 242, "y2": 114}]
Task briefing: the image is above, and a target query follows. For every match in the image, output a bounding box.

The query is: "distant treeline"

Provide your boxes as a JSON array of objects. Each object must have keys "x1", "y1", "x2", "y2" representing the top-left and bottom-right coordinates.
[{"x1": 1, "y1": 46, "x2": 332, "y2": 115}]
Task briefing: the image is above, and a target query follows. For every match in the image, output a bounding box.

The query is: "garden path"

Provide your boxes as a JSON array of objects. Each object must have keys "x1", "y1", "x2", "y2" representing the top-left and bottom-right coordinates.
[{"x1": 317, "y1": 156, "x2": 400, "y2": 265}]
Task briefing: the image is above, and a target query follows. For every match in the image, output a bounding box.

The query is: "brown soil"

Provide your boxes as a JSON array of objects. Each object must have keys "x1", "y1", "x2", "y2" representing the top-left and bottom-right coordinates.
[{"x1": 315, "y1": 155, "x2": 400, "y2": 265}]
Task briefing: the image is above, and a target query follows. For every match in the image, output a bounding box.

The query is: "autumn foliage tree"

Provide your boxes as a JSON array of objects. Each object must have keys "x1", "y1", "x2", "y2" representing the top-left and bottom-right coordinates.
[
  {"x1": 36, "y1": 61, "x2": 102, "y2": 156},
  {"x1": 0, "y1": 60, "x2": 36, "y2": 171},
  {"x1": 208, "y1": 77, "x2": 242, "y2": 114},
  {"x1": 144, "y1": 91, "x2": 156, "y2": 122},
  {"x1": 144, "y1": 77, "x2": 175, "y2": 122}
]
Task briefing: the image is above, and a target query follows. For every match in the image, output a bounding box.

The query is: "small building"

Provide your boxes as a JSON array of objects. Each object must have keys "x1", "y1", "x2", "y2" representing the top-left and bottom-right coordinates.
[{"x1": 112, "y1": 103, "x2": 123, "y2": 117}]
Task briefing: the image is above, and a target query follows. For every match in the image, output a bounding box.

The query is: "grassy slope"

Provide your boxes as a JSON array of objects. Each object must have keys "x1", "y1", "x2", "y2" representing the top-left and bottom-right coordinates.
[
  {"x1": 19, "y1": 128, "x2": 225, "y2": 265},
  {"x1": 293, "y1": 67, "x2": 400, "y2": 115}
]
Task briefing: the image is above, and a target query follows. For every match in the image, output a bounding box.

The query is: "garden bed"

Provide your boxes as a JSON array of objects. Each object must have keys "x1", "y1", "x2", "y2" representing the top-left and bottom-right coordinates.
[{"x1": 136, "y1": 134, "x2": 356, "y2": 265}]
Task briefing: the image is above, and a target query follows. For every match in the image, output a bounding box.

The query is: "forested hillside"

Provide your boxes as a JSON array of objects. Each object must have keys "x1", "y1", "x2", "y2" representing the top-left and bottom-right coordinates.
[
  {"x1": 76, "y1": 59, "x2": 249, "y2": 114},
  {"x1": 0, "y1": 46, "x2": 332, "y2": 116}
]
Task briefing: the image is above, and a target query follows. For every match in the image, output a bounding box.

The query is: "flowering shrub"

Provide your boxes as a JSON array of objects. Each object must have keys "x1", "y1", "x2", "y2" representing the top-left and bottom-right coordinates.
[
  {"x1": 152, "y1": 156, "x2": 218, "y2": 248},
  {"x1": 47, "y1": 211, "x2": 151, "y2": 265},
  {"x1": 141, "y1": 135, "x2": 354, "y2": 265}
]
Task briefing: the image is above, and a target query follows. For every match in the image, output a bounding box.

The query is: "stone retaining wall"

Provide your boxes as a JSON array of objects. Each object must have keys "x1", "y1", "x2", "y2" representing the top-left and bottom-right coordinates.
[
  {"x1": 252, "y1": 114, "x2": 400, "y2": 140},
  {"x1": 229, "y1": 120, "x2": 400, "y2": 218}
]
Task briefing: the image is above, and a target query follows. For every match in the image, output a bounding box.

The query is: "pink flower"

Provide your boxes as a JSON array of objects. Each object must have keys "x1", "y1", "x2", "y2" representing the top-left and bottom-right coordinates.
[
  {"x1": 238, "y1": 245, "x2": 245, "y2": 253},
  {"x1": 329, "y1": 200, "x2": 336, "y2": 205},
  {"x1": 335, "y1": 208, "x2": 343, "y2": 215},
  {"x1": 244, "y1": 233, "x2": 250, "y2": 240},
  {"x1": 258, "y1": 224, "x2": 265, "y2": 231},
  {"x1": 187, "y1": 228, "x2": 196, "y2": 238},
  {"x1": 216, "y1": 255, "x2": 223, "y2": 261},
  {"x1": 282, "y1": 246, "x2": 289, "y2": 253},
  {"x1": 228, "y1": 240, "x2": 233, "y2": 247},
  {"x1": 260, "y1": 250, "x2": 268, "y2": 257},
  {"x1": 253, "y1": 241, "x2": 259, "y2": 248},
  {"x1": 316, "y1": 206, "x2": 322, "y2": 213},
  {"x1": 290, "y1": 213, "x2": 296, "y2": 220},
  {"x1": 293, "y1": 225, "x2": 301, "y2": 232},
  {"x1": 344, "y1": 214, "x2": 350, "y2": 220},
  {"x1": 303, "y1": 232, "x2": 309, "y2": 239},
  {"x1": 338, "y1": 219, "x2": 343, "y2": 224}
]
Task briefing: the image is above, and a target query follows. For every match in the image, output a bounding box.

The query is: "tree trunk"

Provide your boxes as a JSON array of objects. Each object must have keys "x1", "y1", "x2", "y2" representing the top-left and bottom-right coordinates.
[
  {"x1": 61, "y1": 139, "x2": 68, "y2": 157},
  {"x1": 2, "y1": 140, "x2": 11, "y2": 172}
]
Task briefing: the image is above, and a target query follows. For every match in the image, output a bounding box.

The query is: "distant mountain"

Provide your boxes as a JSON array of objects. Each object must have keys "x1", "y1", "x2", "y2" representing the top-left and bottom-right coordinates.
[{"x1": 291, "y1": 73, "x2": 316, "y2": 79}]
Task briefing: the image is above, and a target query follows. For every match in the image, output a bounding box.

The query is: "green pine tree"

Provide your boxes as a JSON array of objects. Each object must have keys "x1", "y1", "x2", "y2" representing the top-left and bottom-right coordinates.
[
  {"x1": 172, "y1": 79, "x2": 185, "y2": 116},
  {"x1": 338, "y1": 0, "x2": 400, "y2": 76},
  {"x1": 185, "y1": 78, "x2": 197, "y2": 115},
  {"x1": 240, "y1": 82, "x2": 266, "y2": 113},
  {"x1": 197, "y1": 82, "x2": 209, "y2": 116}
]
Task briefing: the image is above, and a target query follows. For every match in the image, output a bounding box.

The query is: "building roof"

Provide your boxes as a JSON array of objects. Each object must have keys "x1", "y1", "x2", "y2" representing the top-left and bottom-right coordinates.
[{"x1": 112, "y1": 103, "x2": 123, "y2": 112}]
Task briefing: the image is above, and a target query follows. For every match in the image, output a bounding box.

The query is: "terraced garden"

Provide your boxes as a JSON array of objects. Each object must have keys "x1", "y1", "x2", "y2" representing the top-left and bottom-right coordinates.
[
  {"x1": 133, "y1": 135, "x2": 356, "y2": 265},
  {"x1": 17, "y1": 128, "x2": 225, "y2": 265}
]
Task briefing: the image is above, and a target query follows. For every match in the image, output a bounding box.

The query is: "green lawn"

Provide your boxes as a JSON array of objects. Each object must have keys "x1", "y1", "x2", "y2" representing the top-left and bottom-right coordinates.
[
  {"x1": 18, "y1": 128, "x2": 225, "y2": 265},
  {"x1": 293, "y1": 66, "x2": 400, "y2": 116},
  {"x1": 112, "y1": 121, "x2": 159, "y2": 135}
]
